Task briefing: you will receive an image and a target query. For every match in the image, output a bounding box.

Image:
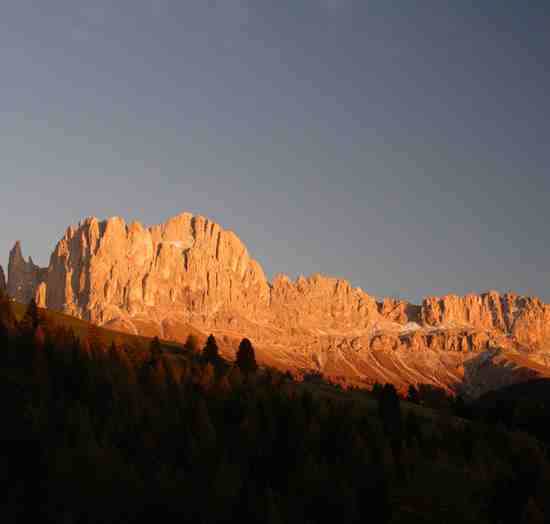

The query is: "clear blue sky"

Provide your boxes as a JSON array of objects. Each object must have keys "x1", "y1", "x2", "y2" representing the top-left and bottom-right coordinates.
[{"x1": 1, "y1": 1, "x2": 549, "y2": 302}]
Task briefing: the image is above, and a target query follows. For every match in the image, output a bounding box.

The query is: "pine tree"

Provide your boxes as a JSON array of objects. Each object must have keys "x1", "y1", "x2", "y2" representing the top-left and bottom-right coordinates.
[
  {"x1": 236, "y1": 338, "x2": 258, "y2": 375},
  {"x1": 406, "y1": 385, "x2": 420, "y2": 404},
  {"x1": 192, "y1": 396, "x2": 216, "y2": 452},
  {"x1": 228, "y1": 366, "x2": 243, "y2": 388},
  {"x1": 372, "y1": 382, "x2": 383, "y2": 397},
  {"x1": 31, "y1": 332, "x2": 49, "y2": 389},
  {"x1": 199, "y1": 362, "x2": 215, "y2": 391},
  {"x1": 150, "y1": 336, "x2": 162, "y2": 363},
  {"x1": 202, "y1": 334, "x2": 220, "y2": 365},
  {"x1": 378, "y1": 383, "x2": 402, "y2": 437},
  {"x1": 147, "y1": 357, "x2": 168, "y2": 391},
  {"x1": 20, "y1": 298, "x2": 42, "y2": 334},
  {"x1": 378, "y1": 383, "x2": 403, "y2": 469}
]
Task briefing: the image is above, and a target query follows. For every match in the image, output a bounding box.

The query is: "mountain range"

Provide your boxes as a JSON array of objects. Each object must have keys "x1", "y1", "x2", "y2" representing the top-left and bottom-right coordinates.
[{"x1": 4, "y1": 212, "x2": 550, "y2": 397}]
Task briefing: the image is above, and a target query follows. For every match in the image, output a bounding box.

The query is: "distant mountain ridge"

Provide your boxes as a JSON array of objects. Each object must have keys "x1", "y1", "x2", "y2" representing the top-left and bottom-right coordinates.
[{"x1": 5, "y1": 212, "x2": 550, "y2": 396}]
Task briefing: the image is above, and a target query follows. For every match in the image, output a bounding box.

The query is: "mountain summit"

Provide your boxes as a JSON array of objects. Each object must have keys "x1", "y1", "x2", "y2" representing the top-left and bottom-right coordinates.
[{"x1": 8, "y1": 212, "x2": 550, "y2": 395}]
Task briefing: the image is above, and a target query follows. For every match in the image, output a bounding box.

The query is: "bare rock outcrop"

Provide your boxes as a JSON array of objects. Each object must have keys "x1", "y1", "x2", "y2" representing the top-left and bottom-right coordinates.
[
  {"x1": 377, "y1": 297, "x2": 421, "y2": 324},
  {"x1": 421, "y1": 292, "x2": 550, "y2": 350},
  {"x1": 269, "y1": 273, "x2": 380, "y2": 332},
  {"x1": 7, "y1": 241, "x2": 48, "y2": 304},
  {"x1": 42, "y1": 213, "x2": 270, "y2": 327}
]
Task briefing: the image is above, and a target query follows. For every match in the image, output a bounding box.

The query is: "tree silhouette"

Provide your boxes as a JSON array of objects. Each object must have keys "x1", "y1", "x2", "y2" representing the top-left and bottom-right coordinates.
[
  {"x1": 150, "y1": 336, "x2": 162, "y2": 363},
  {"x1": 406, "y1": 385, "x2": 420, "y2": 405},
  {"x1": 0, "y1": 280, "x2": 548, "y2": 524},
  {"x1": 378, "y1": 383, "x2": 403, "y2": 471},
  {"x1": 199, "y1": 362, "x2": 215, "y2": 391},
  {"x1": 202, "y1": 334, "x2": 220, "y2": 365},
  {"x1": 372, "y1": 382, "x2": 383, "y2": 397},
  {"x1": 378, "y1": 384, "x2": 402, "y2": 438},
  {"x1": 236, "y1": 338, "x2": 258, "y2": 375},
  {"x1": 20, "y1": 298, "x2": 42, "y2": 334}
]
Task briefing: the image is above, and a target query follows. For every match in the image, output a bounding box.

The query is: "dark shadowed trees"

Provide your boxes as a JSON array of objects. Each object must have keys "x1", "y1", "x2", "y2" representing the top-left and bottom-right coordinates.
[
  {"x1": 0, "y1": 294, "x2": 549, "y2": 523},
  {"x1": 20, "y1": 298, "x2": 42, "y2": 334},
  {"x1": 202, "y1": 334, "x2": 220, "y2": 365},
  {"x1": 406, "y1": 385, "x2": 420, "y2": 405},
  {"x1": 150, "y1": 336, "x2": 162, "y2": 363},
  {"x1": 378, "y1": 383, "x2": 402, "y2": 437},
  {"x1": 236, "y1": 338, "x2": 258, "y2": 375},
  {"x1": 378, "y1": 383, "x2": 403, "y2": 472}
]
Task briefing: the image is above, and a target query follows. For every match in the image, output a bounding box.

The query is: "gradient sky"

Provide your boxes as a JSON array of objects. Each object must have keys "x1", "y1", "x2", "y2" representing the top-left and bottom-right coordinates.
[{"x1": 1, "y1": 1, "x2": 549, "y2": 302}]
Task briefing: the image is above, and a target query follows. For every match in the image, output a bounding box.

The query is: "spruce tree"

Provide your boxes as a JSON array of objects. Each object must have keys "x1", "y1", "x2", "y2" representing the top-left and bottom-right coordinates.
[
  {"x1": 20, "y1": 298, "x2": 42, "y2": 334},
  {"x1": 406, "y1": 385, "x2": 420, "y2": 405},
  {"x1": 236, "y1": 338, "x2": 258, "y2": 375},
  {"x1": 202, "y1": 334, "x2": 220, "y2": 365},
  {"x1": 378, "y1": 383, "x2": 402, "y2": 437},
  {"x1": 150, "y1": 336, "x2": 162, "y2": 363}
]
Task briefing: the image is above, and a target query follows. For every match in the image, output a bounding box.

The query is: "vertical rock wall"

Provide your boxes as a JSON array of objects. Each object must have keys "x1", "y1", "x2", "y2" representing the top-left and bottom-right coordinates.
[{"x1": 7, "y1": 242, "x2": 48, "y2": 304}]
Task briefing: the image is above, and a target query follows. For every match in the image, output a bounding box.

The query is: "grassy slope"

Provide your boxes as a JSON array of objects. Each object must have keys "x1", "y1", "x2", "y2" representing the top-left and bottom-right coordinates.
[
  {"x1": 15, "y1": 301, "x2": 459, "y2": 416},
  {"x1": 11, "y1": 302, "x2": 186, "y2": 353}
]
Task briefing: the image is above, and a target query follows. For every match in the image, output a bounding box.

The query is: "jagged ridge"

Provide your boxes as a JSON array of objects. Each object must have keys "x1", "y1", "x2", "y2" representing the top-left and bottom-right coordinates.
[{"x1": 7, "y1": 212, "x2": 550, "y2": 396}]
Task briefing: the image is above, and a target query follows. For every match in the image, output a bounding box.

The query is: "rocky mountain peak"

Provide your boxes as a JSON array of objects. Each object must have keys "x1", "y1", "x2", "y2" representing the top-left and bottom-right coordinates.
[
  {"x1": 6, "y1": 211, "x2": 550, "y2": 396},
  {"x1": 41, "y1": 212, "x2": 270, "y2": 324},
  {"x1": 7, "y1": 241, "x2": 48, "y2": 304}
]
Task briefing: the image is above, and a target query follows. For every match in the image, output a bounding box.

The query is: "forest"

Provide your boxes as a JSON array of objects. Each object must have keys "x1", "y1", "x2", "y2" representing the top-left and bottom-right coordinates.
[{"x1": 0, "y1": 292, "x2": 549, "y2": 523}]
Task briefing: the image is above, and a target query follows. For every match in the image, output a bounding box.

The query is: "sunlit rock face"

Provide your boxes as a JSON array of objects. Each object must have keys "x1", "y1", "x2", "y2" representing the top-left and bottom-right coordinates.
[
  {"x1": 39, "y1": 213, "x2": 270, "y2": 326},
  {"x1": 7, "y1": 241, "x2": 48, "y2": 304},
  {"x1": 421, "y1": 292, "x2": 550, "y2": 350},
  {"x1": 8, "y1": 212, "x2": 550, "y2": 397}
]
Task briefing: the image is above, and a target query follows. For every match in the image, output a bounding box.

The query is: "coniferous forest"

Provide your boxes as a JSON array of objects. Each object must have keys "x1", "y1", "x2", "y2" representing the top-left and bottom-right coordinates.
[{"x1": 1, "y1": 292, "x2": 549, "y2": 523}]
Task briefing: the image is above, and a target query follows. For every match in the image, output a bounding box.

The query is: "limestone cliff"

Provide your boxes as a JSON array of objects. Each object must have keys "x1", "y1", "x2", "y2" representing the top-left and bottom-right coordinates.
[
  {"x1": 421, "y1": 292, "x2": 550, "y2": 350},
  {"x1": 8, "y1": 212, "x2": 550, "y2": 396},
  {"x1": 42, "y1": 213, "x2": 270, "y2": 326},
  {"x1": 7, "y1": 242, "x2": 48, "y2": 304}
]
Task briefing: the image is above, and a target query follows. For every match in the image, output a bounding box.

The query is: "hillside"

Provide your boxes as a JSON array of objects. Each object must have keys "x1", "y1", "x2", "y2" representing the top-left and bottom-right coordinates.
[
  {"x1": 472, "y1": 378, "x2": 550, "y2": 444},
  {"x1": 1, "y1": 296, "x2": 550, "y2": 523},
  {"x1": 8, "y1": 299, "x2": 195, "y2": 355}
]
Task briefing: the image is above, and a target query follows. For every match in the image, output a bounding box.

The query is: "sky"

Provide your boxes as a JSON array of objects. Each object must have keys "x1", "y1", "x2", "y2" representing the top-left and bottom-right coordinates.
[{"x1": 1, "y1": 1, "x2": 549, "y2": 302}]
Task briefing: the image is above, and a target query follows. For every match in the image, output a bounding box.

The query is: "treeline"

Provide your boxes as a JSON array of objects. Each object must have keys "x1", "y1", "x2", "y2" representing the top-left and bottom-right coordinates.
[
  {"x1": 469, "y1": 380, "x2": 550, "y2": 446},
  {"x1": 0, "y1": 294, "x2": 549, "y2": 523}
]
